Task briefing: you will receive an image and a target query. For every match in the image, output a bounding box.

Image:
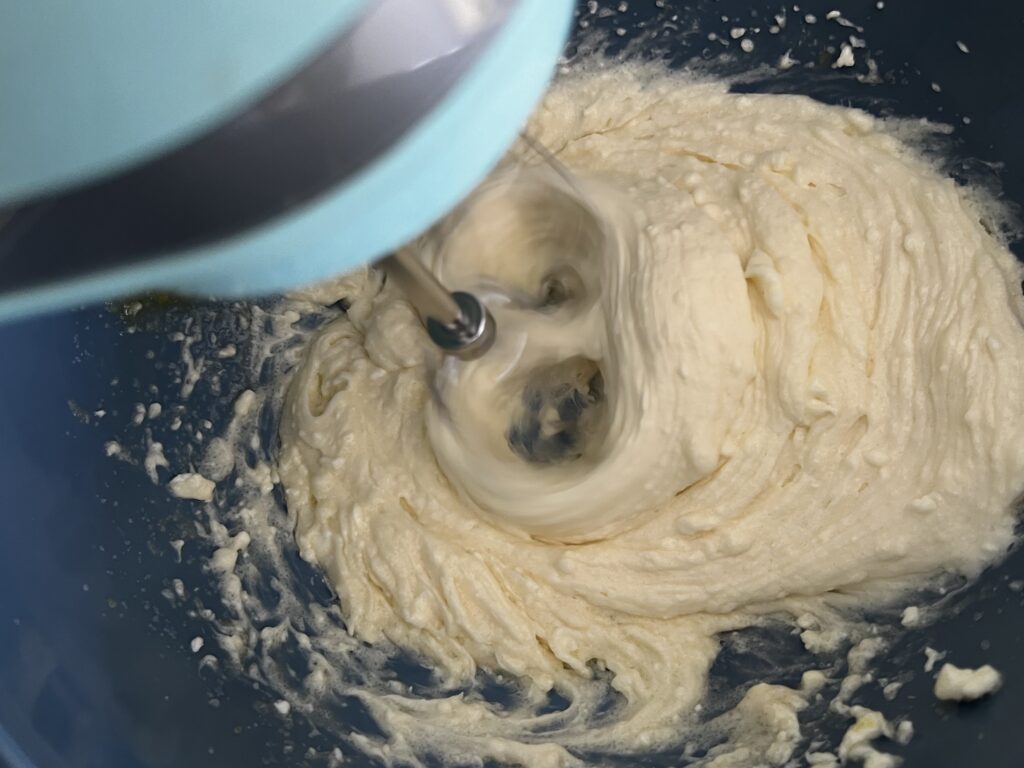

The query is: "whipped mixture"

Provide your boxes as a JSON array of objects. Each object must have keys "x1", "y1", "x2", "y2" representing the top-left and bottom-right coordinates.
[{"x1": 275, "y1": 65, "x2": 1024, "y2": 765}]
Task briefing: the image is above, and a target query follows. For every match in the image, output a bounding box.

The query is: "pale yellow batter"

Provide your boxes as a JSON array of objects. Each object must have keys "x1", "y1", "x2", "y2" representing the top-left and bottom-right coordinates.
[{"x1": 277, "y1": 65, "x2": 1024, "y2": 765}]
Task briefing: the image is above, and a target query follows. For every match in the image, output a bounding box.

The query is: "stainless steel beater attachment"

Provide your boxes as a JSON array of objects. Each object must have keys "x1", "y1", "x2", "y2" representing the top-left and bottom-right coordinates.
[
  {"x1": 382, "y1": 250, "x2": 495, "y2": 360},
  {"x1": 381, "y1": 134, "x2": 578, "y2": 360}
]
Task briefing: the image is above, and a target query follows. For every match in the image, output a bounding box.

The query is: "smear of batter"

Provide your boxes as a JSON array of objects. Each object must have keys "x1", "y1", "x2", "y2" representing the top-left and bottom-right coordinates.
[{"x1": 278, "y1": 65, "x2": 1024, "y2": 765}]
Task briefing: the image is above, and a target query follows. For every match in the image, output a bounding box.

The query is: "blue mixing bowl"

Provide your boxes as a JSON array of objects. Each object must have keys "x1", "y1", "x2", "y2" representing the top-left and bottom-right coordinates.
[{"x1": 2, "y1": 1, "x2": 1022, "y2": 766}]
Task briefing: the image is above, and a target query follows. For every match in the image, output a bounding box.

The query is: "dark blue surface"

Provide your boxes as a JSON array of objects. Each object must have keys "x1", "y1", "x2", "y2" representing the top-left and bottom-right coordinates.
[
  {"x1": 2, "y1": 1, "x2": 1023, "y2": 766},
  {"x1": 0, "y1": 305, "x2": 273, "y2": 767}
]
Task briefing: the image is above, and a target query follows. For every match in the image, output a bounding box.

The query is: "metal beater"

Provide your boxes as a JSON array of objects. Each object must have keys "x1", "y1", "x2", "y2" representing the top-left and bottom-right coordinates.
[
  {"x1": 382, "y1": 133, "x2": 581, "y2": 360},
  {"x1": 381, "y1": 250, "x2": 496, "y2": 359}
]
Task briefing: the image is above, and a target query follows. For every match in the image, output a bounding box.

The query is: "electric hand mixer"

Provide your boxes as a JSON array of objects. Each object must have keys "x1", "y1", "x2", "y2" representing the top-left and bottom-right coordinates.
[{"x1": 0, "y1": 0, "x2": 576, "y2": 359}]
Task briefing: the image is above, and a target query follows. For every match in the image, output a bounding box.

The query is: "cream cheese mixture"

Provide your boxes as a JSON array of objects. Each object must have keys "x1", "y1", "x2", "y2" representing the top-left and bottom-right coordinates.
[{"x1": 276, "y1": 65, "x2": 1024, "y2": 765}]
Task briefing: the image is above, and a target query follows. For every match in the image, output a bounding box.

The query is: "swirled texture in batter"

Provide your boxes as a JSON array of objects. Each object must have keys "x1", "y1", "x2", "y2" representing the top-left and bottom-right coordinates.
[{"x1": 278, "y1": 66, "x2": 1024, "y2": 765}]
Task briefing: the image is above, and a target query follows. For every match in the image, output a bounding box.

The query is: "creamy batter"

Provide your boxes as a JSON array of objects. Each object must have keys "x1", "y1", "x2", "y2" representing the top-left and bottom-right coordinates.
[{"x1": 277, "y1": 65, "x2": 1024, "y2": 765}]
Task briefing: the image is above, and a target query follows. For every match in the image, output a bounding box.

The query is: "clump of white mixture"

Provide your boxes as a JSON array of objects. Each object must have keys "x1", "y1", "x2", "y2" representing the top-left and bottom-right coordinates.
[
  {"x1": 934, "y1": 662, "x2": 1003, "y2": 701},
  {"x1": 277, "y1": 65, "x2": 1024, "y2": 765}
]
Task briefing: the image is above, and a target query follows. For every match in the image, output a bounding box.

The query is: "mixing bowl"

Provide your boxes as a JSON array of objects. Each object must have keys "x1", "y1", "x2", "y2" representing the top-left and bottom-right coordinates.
[{"x1": 2, "y1": 1, "x2": 1022, "y2": 766}]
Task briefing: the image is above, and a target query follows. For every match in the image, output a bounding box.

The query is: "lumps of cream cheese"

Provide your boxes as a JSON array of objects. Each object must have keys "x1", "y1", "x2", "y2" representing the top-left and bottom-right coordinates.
[
  {"x1": 277, "y1": 65, "x2": 1024, "y2": 764},
  {"x1": 934, "y1": 662, "x2": 1003, "y2": 701},
  {"x1": 168, "y1": 472, "x2": 216, "y2": 502}
]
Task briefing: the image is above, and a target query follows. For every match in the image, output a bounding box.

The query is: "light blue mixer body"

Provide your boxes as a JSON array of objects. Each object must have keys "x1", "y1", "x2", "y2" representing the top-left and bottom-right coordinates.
[{"x1": 0, "y1": 0, "x2": 574, "y2": 321}]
